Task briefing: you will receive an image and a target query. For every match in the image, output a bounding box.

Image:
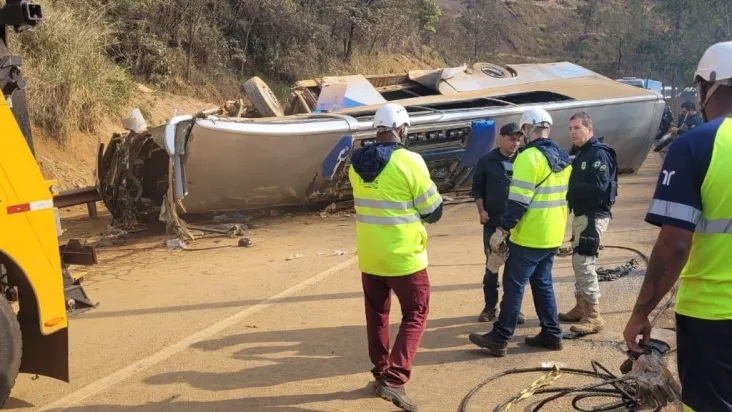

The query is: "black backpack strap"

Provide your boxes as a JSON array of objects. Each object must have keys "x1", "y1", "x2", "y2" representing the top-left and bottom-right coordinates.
[{"x1": 535, "y1": 172, "x2": 552, "y2": 189}]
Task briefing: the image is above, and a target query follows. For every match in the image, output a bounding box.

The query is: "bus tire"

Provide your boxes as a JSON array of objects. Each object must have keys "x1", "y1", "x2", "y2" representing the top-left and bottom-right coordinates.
[
  {"x1": 243, "y1": 76, "x2": 284, "y2": 118},
  {"x1": 0, "y1": 299, "x2": 21, "y2": 408}
]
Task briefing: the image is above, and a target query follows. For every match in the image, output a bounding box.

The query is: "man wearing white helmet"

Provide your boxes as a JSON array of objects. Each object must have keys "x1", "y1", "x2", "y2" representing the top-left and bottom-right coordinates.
[
  {"x1": 624, "y1": 41, "x2": 732, "y2": 411},
  {"x1": 469, "y1": 106, "x2": 572, "y2": 356},
  {"x1": 348, "y1": 102, "x2": 443, "y2": 411}
]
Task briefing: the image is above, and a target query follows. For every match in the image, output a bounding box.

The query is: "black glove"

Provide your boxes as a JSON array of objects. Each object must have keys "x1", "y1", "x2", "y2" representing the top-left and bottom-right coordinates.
[{"x1": 574, "y1": 217, "x2": 600, "y2": 257}]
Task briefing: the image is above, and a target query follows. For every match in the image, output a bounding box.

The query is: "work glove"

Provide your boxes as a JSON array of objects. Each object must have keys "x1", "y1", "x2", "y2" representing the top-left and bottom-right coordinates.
[
  {"x1": 486, "y1": 243, "x2": 509, "y2": 273},
  {"x1": 489, "y1": 228, "x2": 508, "y2": 253},
  {"x1": 575, "y1": 218, "x2": 601, "y2": 256},
  {"x1": 620, "y1": 338, "x2": 682, "y2": 410}
]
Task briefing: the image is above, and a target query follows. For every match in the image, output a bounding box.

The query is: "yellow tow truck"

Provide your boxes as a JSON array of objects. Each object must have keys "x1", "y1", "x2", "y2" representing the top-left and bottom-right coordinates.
[{"x1": 0, "y1": 0, "x2": 96, "y2": 406}]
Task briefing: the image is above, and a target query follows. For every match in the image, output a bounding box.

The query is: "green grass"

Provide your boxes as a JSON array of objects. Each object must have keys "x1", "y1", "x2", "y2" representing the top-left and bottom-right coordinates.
[{"x1": 14, "y1": 1, "x2": 133, "y2": 143}]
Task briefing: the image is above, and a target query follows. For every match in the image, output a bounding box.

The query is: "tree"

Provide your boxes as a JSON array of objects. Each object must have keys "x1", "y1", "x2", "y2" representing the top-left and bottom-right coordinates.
[{"x1": 415, "y1": 0, "x2": 442, "y2": 58}]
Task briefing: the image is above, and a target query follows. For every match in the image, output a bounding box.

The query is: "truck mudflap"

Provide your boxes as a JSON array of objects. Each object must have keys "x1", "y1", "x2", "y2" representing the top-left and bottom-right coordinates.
[
  {"x1": 59, "y1": 239, "x2": 98, "y2": 316},
  {"x1": 18, "y1": 318, "x2": 69, "y2": 382},
  {"x1": 307, "y1": 120, "x2": 496, "y2": 200}
]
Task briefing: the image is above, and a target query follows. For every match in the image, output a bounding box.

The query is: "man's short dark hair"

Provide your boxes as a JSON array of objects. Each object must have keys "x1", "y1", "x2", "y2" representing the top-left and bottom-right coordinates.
[
  {"x1": 681, "y1": 100, "x2": 696, "y2": 110},
  {"x1": 570, "y1": 111, "x2": 593, "y2": 128}
]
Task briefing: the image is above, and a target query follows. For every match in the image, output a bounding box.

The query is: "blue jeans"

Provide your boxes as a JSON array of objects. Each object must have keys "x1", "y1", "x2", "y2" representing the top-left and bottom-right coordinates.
[
  {"x1": 482, "y1": 224, "x2": 499, "y2": 310},
  {"x1": 491, "y1": 241, "x2": 562, "y2": 342}
]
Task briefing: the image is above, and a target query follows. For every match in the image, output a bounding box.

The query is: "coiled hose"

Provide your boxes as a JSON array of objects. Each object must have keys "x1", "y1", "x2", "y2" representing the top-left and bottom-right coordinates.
[
  {"x1": 458, "y1": 245, "x2": 656, "y2": 411},
  {"x1": 458, "y1": 360, "x2": 660, "y2": 412}
]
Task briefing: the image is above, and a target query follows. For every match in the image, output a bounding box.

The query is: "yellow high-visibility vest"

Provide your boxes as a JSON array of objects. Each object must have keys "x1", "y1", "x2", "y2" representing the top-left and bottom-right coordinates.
[
  {"x1": 507, "y1": 145, "x2": 572, "y2": 248},
  {"x1": 675, "y1": 118, "x2": 732, "y2": 320},
  {"x1": 348, "y1": 148, "x2": 442, "y2": 276}
]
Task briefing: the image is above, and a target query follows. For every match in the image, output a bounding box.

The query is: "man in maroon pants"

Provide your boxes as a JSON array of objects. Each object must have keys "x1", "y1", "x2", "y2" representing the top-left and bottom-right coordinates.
[{"x1": 348, "y1": 103, "x2": 444, "y2": 411}]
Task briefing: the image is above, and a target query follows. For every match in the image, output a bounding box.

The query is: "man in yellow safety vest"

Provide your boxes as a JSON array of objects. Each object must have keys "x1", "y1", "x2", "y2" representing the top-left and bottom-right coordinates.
[
  {"x1": 623, "y1": 41, "x2": 732, "y2": 411},
  {"x1": 348, "y1": 102, "x2": 443, "y2": 412},
  {"x1": 468, "y1": 107, "x2": 572, "y2": 357}
]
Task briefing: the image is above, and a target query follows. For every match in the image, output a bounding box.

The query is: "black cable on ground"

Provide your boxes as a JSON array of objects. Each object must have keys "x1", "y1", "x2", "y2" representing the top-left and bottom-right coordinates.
[
  {"x1": 458, "y1": 360, "x2": 655, "y2": 412},
  {"x1": 600, "y1": 245, "x2": 649, "y2": 266},
  {"x1": 557, "y1": 245, "x2": 650, "y2": 282}
]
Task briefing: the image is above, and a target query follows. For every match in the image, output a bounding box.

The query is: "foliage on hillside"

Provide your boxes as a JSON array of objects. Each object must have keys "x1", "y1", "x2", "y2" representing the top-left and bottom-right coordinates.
[
  {"x1": 12, "y1": 1, "x2": 133, "y2": 142},
  {"x1": 8, "y1": 0, "x2": 732, "y2": 142}
]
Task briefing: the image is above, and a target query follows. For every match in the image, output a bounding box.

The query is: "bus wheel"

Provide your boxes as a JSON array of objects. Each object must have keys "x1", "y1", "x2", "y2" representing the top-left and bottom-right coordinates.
[{"x1": 0, "y1": 298, "x2": 21, "y2": 407}]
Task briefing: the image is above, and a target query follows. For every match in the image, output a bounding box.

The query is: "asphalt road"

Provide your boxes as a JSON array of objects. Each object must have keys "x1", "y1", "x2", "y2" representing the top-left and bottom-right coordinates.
[{"x1": 11, "y1": 153, "x2": 679, "y2": 411}]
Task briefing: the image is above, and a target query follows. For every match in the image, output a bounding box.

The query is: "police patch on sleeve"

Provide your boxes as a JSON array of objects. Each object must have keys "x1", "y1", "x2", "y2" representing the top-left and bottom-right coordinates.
[
  {"x1": 599, "y1": 164, "x2": 607, "y2": 171},
  {"x1": 592, "y1": 160, "x2": 602, "y2": 169}
]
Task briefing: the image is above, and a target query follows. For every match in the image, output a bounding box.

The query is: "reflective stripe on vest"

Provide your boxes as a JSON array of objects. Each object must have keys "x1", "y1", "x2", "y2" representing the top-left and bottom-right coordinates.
[
  {"x1": 663, "y1": 118, "x2": 732, "y2": 320},
  {"x1": 507, "y1": 146, "x2": 571, "y2": 249},
  {"x1": 349, "y1": 149, "x2": 442, "y2": 277},
  {"x1": 353, "y1": 182, "x2": 441, "y2": 225},
  {"x1": 646, "y1": 199, "x2": 732, "y2": 234}
]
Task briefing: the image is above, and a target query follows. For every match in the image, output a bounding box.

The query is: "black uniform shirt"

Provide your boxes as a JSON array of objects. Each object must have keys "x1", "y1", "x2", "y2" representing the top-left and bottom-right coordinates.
[
  {"x1": 471, "y1": 148, "x2": 515, "y2": 226},
  {"x1": 567, "y1": 137, "x2": 618, "y2": 218}
]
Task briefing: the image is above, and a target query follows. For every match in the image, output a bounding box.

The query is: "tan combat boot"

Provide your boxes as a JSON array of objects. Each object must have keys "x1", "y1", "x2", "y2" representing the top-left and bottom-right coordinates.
[
  {"x1": 558, "y1": 294, "x2": 585, "y2": 322},
  {"x1": 570, "y1": 303, "x2": 605, "y2": 335}
]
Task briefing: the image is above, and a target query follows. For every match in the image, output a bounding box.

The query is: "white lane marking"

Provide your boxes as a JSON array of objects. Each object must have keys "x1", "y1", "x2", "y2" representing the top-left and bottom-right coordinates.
[
  {"x1": 40, "y1": 199, "x2": 465, "y2": 410},
  {"x1": 37, "y1": 256, "x2": 358, "y2": 411}
]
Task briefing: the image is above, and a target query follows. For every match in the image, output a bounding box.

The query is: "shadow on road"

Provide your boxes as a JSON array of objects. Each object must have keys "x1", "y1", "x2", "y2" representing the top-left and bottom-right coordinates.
[
  {"x1": 44, "y1": 389, "x2": 375, "y2": 411},
  {"x1": 75, "y1": 283, "x2": 481, "y2": 320},
  {"x1": 3, "y1": 397, "x2": 34, "y2": 409},
  {"x1": 140, "y1": 316, "x2": 498, "y2": 392}
]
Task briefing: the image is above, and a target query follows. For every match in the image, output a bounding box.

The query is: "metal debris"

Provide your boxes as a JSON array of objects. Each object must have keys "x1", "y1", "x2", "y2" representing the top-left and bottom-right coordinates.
[
  {"x1": 212, "y1": 212, "x2": 246, "y2": 222},
  {"x1": 165, "y1": 238, "x2": 188, "y2": 250},
  {"x1": 187, "y1": 224, "x2": 248, "y2": 237},
  {"x1": 323, "y1": 200, "x2": 355, "y2": 214}
]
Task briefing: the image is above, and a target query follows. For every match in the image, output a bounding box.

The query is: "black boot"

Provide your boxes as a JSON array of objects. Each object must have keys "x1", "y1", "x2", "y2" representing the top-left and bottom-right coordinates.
[
  {"x1": 377, "y1": 384, "x2": 418, "y2": 411},
  {"x1": 525, "y1": 332, "x2": 563, "y2": 350},
  {"x1": 478, "y1": 307, "x2": 496, "y2": 322},
  {"x1": 468, "y1": 331, "x2": 508, "y2": 357}
]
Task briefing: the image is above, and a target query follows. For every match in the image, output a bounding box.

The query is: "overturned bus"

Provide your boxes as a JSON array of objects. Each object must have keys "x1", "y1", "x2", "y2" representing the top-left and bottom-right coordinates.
[{"x1": 96, "y1": 61, "x2": 666, "y2": 227}]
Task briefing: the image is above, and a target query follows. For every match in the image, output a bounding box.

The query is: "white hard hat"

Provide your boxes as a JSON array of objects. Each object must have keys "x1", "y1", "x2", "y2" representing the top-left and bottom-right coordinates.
[
  {"x1": 373, "y1": 103, "x2": 410, "y2": 130},
  {"x1": 519, "y1": 107, "x2": 553, "y2": 128},
  {"x1": 695, "y1": 41, "x2": 732, "y2": 83},
  {"x1": 695, "y1": 41, "x2": 732, "y2": 110}
]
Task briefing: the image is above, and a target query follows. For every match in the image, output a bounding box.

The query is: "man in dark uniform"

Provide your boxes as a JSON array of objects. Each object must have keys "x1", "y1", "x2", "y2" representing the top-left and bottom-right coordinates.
[
  {"x1": 560, "y1": 112, "x2": 618, "y2": 335},
  {"x1": 671, "y1": 100, "x2": 704, "y2": 136},
  {"x1": 471, "y1": 122, "x2": 524, "y2": 323},
  {"x1": 658, "y1": 105, "x2": 674, "y2": 139}
]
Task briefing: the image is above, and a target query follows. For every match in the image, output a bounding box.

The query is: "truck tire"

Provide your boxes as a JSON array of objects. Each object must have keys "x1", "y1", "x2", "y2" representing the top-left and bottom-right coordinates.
[
  {"x1": 243, "y1": 76, "x2": 284, "y2": 118},
  {"x1": 0, "y1": 299, "x2": 21, "y2": 408}
]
